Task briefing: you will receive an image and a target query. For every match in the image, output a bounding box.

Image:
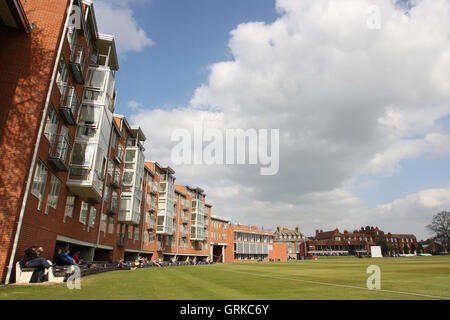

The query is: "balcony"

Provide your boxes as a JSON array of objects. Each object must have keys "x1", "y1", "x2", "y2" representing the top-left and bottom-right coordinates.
[
  {"x1": 110, "y1": 170, "x2": 121, "y2": 189},
  {"x1": 48, "y1": 135, "x2": 71, "y2": 172},
  {"x1": 107, "y1": 198, "x2": 119, "y2": 215},
  {"x1": 181, "y1": 215, "x2": 189, "y2": 224},
  {"x1": 114, "y1": 146, "x2": 123, "y2": 164},
  {"x1": 117, "y1": 233, "x2": 127, "y2": 247},
  {"x1": 69, "y1": 44, "x2": 86, "y2": 85},
  {"x1": 67, "y1": 166, "x2": 103, "y2": 199},
  {"x1": 59, "y1": 86, "x2": 78, "y2": 126}
]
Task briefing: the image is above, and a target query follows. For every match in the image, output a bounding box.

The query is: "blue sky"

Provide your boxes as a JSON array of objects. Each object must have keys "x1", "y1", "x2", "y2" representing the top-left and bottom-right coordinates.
[
  {"x1": 95, "y1": 0, "x2": 450, "y2": 239},
  {"x1": 113, "y1": 0, "x2": 278, "y2": 115}
]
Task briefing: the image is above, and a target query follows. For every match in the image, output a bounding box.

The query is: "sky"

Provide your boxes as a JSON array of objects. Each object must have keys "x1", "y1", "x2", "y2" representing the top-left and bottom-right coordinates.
[{"x1": 93, "y1": 0, "x2": 450, "y2": 240}]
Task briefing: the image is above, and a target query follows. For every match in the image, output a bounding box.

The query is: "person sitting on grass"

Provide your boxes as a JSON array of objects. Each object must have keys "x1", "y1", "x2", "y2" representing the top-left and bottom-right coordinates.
[
  {"x1": 21, "y1": 245, "x2": 52, "y2": 283},
  {"x1": 119, "y1": 259, "x2": 136, "y2": 271},
  {"x1": 152, "y1": 258, "x2": 162, "y2": 267}
]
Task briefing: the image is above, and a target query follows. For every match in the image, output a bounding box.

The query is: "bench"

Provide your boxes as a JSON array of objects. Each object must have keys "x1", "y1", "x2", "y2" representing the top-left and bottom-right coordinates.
[{"x1": 15, "y1": 262, "x2": 38, "y2": 283}]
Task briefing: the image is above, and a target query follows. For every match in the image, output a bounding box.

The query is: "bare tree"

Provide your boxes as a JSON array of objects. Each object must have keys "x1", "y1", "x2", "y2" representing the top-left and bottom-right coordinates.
[{"x1": 426, "y1": 211, "x2": 450, "y2": 252}]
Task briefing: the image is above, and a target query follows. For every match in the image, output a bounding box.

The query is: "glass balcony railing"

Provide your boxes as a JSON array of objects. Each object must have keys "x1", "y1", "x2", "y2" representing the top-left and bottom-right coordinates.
[
  {"x1": 59, "y1": 86, "x2": 78, "y2": 126},
  {"x1": 69, "y1": 44, "x2": 86, "y2": 84},
  {"x1": 111, "y1": 170, "x2": 121, "y2": 189},
  {"x1": 108, "y1": 195, "x2": 119, "y2": 215},
  {"x1": 48, "y1": 134, "x2": 71, "y2": 172}
]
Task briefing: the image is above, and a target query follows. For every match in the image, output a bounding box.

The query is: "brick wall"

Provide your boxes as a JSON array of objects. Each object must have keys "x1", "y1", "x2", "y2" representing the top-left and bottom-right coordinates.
[{"x1": 0, "y1": 0, "x2": 68, "y2": 283}]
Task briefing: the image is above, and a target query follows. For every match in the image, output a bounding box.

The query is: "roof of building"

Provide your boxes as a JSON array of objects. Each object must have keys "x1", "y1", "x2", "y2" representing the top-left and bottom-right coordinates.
[
  {"x1": 210, "y1": 215, "x2": 231, "y2": 223},
  {"x1": 274, "y1": 226, "x2": 303, "y2": 237},
  {"x1": 315, "y1": 229, "x2": 339, "y2": 240}
]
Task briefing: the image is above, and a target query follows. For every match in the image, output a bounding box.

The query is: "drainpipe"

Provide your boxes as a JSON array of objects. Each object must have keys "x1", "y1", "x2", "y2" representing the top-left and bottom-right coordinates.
[{"x1": 5, "y1": 0, "x2": 75, "y2": 285}]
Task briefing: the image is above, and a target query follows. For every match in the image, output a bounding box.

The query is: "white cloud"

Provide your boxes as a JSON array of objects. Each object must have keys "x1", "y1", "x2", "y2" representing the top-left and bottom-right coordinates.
[
  {"x1": 94, "y1": 0, "x2": 154, "y2": 54},
  {"x1": 127, "y1": 100, "x2": 143, "y2": 111},
  {"x1": 130, "y1": 0, "x2": 450, "y2": 238},
  {"x1": 369, "y1": 184, "x2": 450, "y2": 239}
]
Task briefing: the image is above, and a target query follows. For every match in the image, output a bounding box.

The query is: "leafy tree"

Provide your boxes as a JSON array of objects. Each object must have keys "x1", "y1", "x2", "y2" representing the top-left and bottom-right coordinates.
[
  {"x1": 426, "y1": 211, "x2": 450, "y2": 252},
  {"x1": 403, "y1": 244, "x2": 410, "y2": 254},
  {"x1": 375, "y1": 237, "x2": 389, "y2": 255},
  {"x1": 417, "y1": 243, "x2": 424, "y2": 253}
]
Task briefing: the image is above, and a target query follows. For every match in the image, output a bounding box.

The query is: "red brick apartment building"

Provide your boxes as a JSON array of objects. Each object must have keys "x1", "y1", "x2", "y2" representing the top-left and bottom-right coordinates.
[
  {"x1": 0, "y1": 0, "x2": 290, "y2": 284},
  {"x1": 229, "y1": 224, "x2": 287, "y2": 262},
  {"x1": 300, "y1": 226, "x2": 418, "y2": 256}
]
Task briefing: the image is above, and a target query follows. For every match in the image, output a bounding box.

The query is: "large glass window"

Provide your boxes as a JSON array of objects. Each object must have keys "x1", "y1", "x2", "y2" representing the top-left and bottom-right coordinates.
[
  {"x1": 71, "y1": 143, "x2": 95, "y2": 166},
  {"x1": 64, "y1": 193, "x2": 75, "y2": 222},
  {"x1": 31, "y1": 160, "x2": 48, "y2": 210},
  {"x1": 46, "y1": 174, "x2": 61, "y2": 213},
  {"x1": 44, "y1": 106, "x2": 59, "y2": 148},
  {"x1": 78, "y1": 104, "x2": 101, "y2": 127},
  {"x1": 79, "y1": 201, "x2": 89, "y2": 226},
  {"x1": 85, "y1": 69, "x2": 106, "y2": 90},
  {"x1": 108, "y1": 216, "x2": 114, "y2": 234},
  {"x1": 125, "y1": 149, "x2": 136, "y2": 162},
  {"x1": 101, "y1": 213, "x2": 107, "y2": 233},
  {"x1": 122, "y1": 171, "x2": 134, "y2": 186},
  {"x1": 88, "y1": 207, "x2": 97, "y2": 231}
]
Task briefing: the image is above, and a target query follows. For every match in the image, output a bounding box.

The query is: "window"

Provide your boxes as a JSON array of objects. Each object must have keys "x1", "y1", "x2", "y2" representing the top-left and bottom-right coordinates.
[
  {"x1": 71, "y1": 143, "x2": 95, "y2": 167},
  {"x1": 85, "y1": 69, "x2": 106, "y2": 90},
  {"x1": 56, "y1": 57, "x2": 69, "y2": 94},
  {"x1": 88, "y1": 207, "x2": 97, "y2": 231},
  {"x1": 104, "y1": 185, "x2": 110, "y2": 206},
  {"x1": 108, "y1": 159, "x2": 114, "y2": 177},
  {"x1": 122, "y1": 171, "x2": 134, "y2": 185},
  {"x1": 44, "y1": 106, "x2": 59, "y2": 148},
  {"x1": 108, "y1": 217, "x2": 114, "y2": 234},
  {"x1": 85, "y1": 21, "x2": 92, "y2": 47},
  {"x1": 45, "y1": 174, "x2": 61, "y2": 213},
  {"x1": 111, "y1": 133, "x2": 117, "y2": 151},
  {"x1": 31, "y1": 160, "x2": 48, "y2": 210},
  {"x1": 78, "y1": 104, "x2": 101, "y2": 127},
  {"x1": 111, "y1": 191, "x2": 118, "y2": 212},
  {"x1": 64, "y1": 193, "x2": 75, "y2": 222},
  {"x1": 134, "y1": 228, "x2": 139, "y2": 241},
  {"x1": 101, "y1": 213, "x2": 107, "y2": 233},
  {"x1": 79, "y1": 201, "x2": 89, "y2": 226}
]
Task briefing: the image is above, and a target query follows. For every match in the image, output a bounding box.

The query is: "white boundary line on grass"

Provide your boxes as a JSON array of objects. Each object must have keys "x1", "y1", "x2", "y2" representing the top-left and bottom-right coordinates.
[{"x1": 200, "y1": 267, "x2": 450, "y2": 300}]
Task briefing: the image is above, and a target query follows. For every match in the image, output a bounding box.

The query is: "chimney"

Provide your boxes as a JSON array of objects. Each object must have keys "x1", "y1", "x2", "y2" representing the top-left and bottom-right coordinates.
[
  {"x1": 295, "y1": 226, "x2": 300, "y2": 233},
  {"x1": 277, "y1": 226, "x2": 281, "y2": 232}
]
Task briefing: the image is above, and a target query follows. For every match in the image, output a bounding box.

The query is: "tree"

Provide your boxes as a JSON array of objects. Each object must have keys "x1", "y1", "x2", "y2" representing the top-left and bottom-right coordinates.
[
  {"x1": 403, "y1": 244, "x2": 410, "y2": 254},
  {"x1": 417, "y1": 243, "x2": 424, "y2": 253},
  {"x1": 375, "y1": 238, "x2": 389, "y2": 255},
  {"x1": 426, "y1": 211, "x2": 450, "y2": 252}
]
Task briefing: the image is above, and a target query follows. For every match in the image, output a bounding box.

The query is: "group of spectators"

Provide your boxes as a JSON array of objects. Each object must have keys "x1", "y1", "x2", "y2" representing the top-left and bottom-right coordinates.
[
  {"x1": 117, "y1": 256, "x2": 214, "y2": 270},
  {"x1": 19, "y1": 246, "x2": 97, "y2": 283}
]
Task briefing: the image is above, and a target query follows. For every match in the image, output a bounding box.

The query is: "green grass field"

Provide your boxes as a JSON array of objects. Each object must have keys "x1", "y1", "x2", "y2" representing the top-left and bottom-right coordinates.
[{"x1": 1, "y1": 256, "x2": 449, "y2": 300}]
